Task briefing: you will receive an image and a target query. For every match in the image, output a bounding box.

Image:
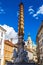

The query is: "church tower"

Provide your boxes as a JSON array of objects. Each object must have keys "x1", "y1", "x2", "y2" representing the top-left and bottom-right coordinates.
[{"x1": 18, "y1": 3, "x2": 24, "y2": 39}]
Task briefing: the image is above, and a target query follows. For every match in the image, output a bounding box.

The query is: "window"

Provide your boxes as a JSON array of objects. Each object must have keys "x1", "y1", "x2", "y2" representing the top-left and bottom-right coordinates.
[
  {"x1": 42, "y1": 48, "x2": 43, "y2": 53},
  {"x1": 42, "y1": 40, "x2": 43, "y2": 45},
  {"x1": 0, "y1": 39, "x2": 2, "y2": 44},
  {"x1": 41, "y1": 33, "x2": 43, "y2": 37},
  {"x1": 41, "y1": 48, "x2": 42, "y2": 53},
  {"x1": 1, "y1": 32, "x2": 3, "y2": 37}
]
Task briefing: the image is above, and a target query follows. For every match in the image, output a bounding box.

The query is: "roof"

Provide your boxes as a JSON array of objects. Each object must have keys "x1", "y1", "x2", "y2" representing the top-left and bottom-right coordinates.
[
  {"x1": 0, "y1": 26, "x2": 6, "y2": 32},
  {"x1": 4, "y1": 40, "x2": 17, "y2": 48}
]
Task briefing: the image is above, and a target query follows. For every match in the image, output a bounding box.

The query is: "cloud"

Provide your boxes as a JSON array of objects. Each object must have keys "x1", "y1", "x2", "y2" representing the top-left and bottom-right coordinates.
[
  {"x1": 33, "y1": 5, "x2": 43, "y2": 17},
  {"x1": 0, "y1": 24, "x2": 18, "y2": 44},
  {"x1": 0, "y1": 7, "x2": 5, "y2": 14},
  {"x1": 28, "y1": 6, "x2": 34, "y2": 14},
  {"x1": 28, "y1": 5, "x2": 43, "y2": 19}
]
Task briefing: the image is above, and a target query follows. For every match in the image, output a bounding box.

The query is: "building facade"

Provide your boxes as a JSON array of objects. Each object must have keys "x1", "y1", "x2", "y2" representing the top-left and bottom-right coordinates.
[
  {"x1": 32, "y1": 45, "x2": 37, "y2": 63},
  {"x1": 36, "y1": 21, "x2": 43, "y2": 65},
  {"x1": 25, "y1": 35, "x2": 37, "y2": 63},
  {"x1": 0, "y1": 26, "x2": 17, "y2": 65},
  {"x1": 0, "y1": 26, "x2": 6, "y2": 65},
  {"x1": 4, "y1": 40, "x2": 17, "y2": 65}
]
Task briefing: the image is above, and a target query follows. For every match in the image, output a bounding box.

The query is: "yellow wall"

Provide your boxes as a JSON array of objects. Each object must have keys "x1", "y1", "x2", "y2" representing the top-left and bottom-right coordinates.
[{"x1": 4, "y1": 43, "x2": 13, "y2": 65}]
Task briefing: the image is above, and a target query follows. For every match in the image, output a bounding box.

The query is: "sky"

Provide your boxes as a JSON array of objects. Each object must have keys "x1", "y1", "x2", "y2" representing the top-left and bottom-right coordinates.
[{"x1": 0, "y1": 0, "x2": 43, "y2": 44}]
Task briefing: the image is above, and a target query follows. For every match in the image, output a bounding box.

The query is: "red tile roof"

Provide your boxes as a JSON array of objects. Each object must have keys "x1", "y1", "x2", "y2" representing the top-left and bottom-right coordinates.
[{"x1": 4, "y1": 40, "x2": 17, "y2": 48}]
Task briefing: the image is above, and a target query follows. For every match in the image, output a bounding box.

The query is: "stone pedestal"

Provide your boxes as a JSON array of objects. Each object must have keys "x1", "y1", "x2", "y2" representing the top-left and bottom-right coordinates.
[
  {"x1": 13, "y1": 36, "x2": 29, "y2": 63},
  {"x1": 6, "y1": 61, "x2": 37, "y2": 65}
]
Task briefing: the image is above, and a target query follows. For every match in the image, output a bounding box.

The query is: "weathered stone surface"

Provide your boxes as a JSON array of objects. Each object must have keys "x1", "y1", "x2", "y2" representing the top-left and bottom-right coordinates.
[{"x1": 6, "y1": 61, "x2": 37, "y2": 65}]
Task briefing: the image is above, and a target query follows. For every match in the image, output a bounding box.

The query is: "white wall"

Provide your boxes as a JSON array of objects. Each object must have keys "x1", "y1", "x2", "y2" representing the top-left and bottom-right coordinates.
[
  {"x1": 27, "y1": 51, "x2": 33, "y2": 60},
  {"x1": 0, "y1": 29, "x2": 6, "y2": 65}
]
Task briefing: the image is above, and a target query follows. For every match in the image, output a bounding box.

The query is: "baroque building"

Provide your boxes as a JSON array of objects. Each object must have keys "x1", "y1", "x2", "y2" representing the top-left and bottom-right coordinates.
[
  {"x1": 25, "y1": 35, "x2": 37, "y2": 62},
  {"x1": 36, "y1": 21, "x2": 43, "y2": 65}
]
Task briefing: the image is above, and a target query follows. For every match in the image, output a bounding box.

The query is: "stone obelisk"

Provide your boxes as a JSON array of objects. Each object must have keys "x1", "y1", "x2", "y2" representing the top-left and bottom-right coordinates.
[
  {"x1": 18, "y1": 2, "x2": 25, "y2": 52},
  {"x1": 18, "y1": 3, "x2": 24, "y2": 37},
  {"x1": 13, "y1": 2, "x2": 28, "y2": 63}
]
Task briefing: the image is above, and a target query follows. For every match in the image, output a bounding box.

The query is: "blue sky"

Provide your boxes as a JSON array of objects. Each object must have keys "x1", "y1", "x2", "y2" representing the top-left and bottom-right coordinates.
[{"x1": 0, "y1": 0, "x2": 43, "y2": 43}]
